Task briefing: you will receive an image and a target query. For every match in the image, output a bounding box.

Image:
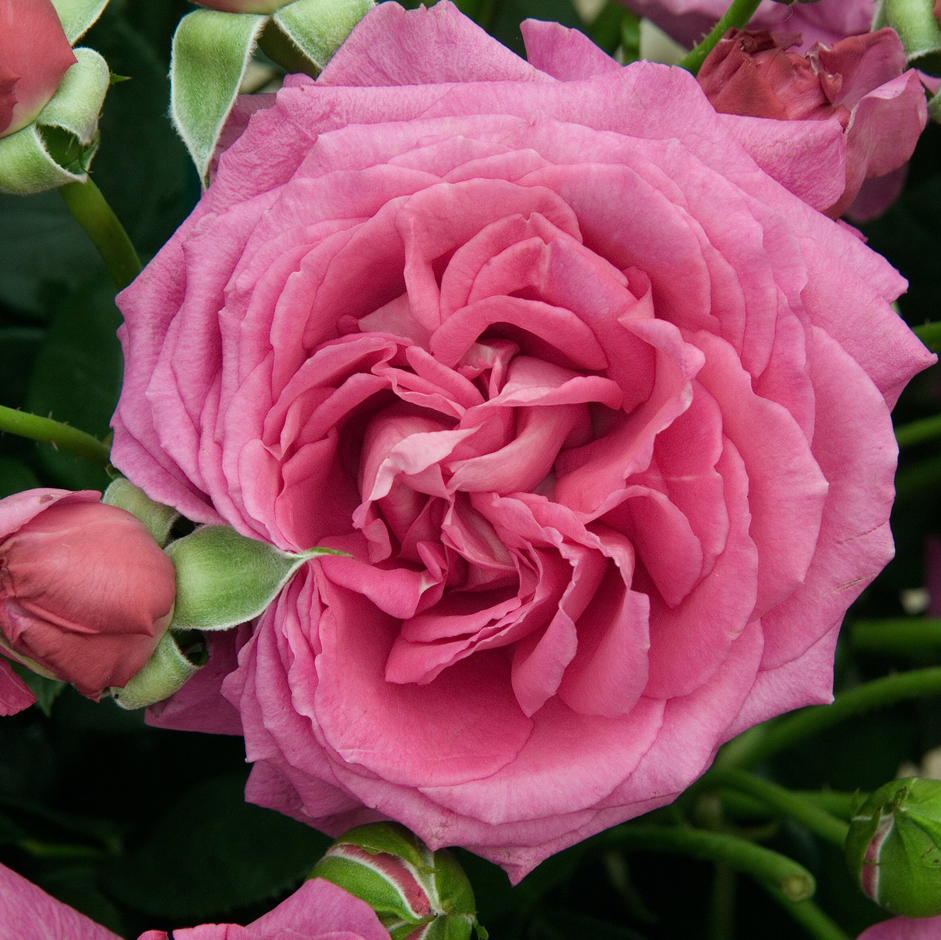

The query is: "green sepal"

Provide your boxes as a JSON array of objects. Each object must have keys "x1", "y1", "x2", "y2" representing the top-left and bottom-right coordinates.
[
  {"x1": 165, "y1": 524, "x2": 343, "y2": 631},
  {"x1": 38, "y1": 47, "x2": 110, "y2": 147},
  {"x1": 110, "y1": 629, "x2": 203, "y2": 710},
  {"x1": 884, "y1": 0, "x2": 941, "y2": 73},
  {"x1": 312, "y1": 823, "x2": 486, "y2": 940},
  {"x1": 930, "y1": 86, "x2": 941, "y2": 125},
  {"x1": 433, "y1": 848, "x2": 478, "y2": 920},
  {"x1": 169, "y1": 9, "x2": 267, "y2": 184},
  {"x1": 0, "y1": 48, "x2": 108, "y2": 196},
  {"x1": 0, "y1": 125, "x2": 83, "y2": 195},
  {"x1": 270, "y1": 0, "x2": 373, "y2": 72},
  {"x1": 847, "y1": 778, "x2": 941, "y2": 917},
  {"x1": 102, "y1": 478, "x2": 179, "y2": 548},
  {"x1": 313, "y1": 854, "x2": 434, "y2": 925},
  {"x1": 50, "y1": 0, "x2": 111, "y2": 44},
  {"x1": 341, "y1": 822, "x2": 429, "y2": 871}
]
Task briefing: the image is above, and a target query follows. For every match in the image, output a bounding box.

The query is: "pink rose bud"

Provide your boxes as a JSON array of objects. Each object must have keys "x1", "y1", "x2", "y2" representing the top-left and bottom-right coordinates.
[
  {"x1": 699, "y1": 27, "x2": 928, "y2": 218},
  {"x1": 0, "y1": 0, "x2": 77, "y2": 138},
  {"x1": 0, "y1": 489, "x2": 177, "y2": 699}
]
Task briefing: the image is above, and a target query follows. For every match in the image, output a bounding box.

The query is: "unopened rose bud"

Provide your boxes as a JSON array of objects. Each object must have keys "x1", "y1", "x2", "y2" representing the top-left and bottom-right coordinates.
[
  {"x1": 846, "y1": 777, "x2": 941, "y2": 917},
  {"x1": 312, "y1": 823, "x2": 488, "y2": 940},
  {"x1": 0, "y1": 0, "x2": 77, "y2": 139},
  {"x1": 0, "y1": 489, "x2": 176, "y2": 700}
]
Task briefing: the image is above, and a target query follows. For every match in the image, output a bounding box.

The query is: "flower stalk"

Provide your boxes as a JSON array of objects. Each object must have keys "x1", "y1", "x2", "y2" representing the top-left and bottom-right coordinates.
[
  {"x1": 701, "y1": 767, "x2": 850, "y2": 847},
  {"x1": 601, "y1": 824, "x2": 815, "y2": 901},
  {"x1": 677, "y1": 0, "x2": 763, "y2": 73},
  {"x1": 58, "y1": 177, "x2": 141, "y2": 290},
  {"x1": 0, "y1": 404, "x2": 111, "y2": 465},
  {"x1": 719, "y1": 667, "x2": 941, "y2": 770}
]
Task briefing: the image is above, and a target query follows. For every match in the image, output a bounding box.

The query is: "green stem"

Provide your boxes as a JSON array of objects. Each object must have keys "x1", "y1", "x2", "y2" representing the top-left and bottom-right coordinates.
[
  {"x1": 58, "y1": 178, "x2": 141, "y2": 291},
  {"x1": 709, "y1": 863, "x2": 736, "y2": 940},
  {"x1": 601, "y1": 825, "x2": 815, "y2": 901},
  {"x1": 764, "y1": 886, "x2": 852, "y2": 940},
  {"x1": 853, "y1": 619, "x2": 941, "y2": 655},
  {"x1": 676, "y1": 0, "x2": 763, "y2": 74},
  {"x1": 0, "y1": 404, "x2": 111, "y2": 465},
  {"x1": 914, "y1": 321, "x2": 941, "y2": 348},
  {"x1": 721, "y1": 667, "x2": 941, "y2": 770},
  {"x1": 896, "y1": 414, "x2": 941, "y2": 448},
  {"x1": 703, "y1": 768, "x2": 849, "y2": 847}
]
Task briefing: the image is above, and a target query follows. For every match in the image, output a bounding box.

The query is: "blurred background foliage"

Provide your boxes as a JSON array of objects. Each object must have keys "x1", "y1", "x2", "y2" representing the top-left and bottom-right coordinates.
[{"x1": 0, "y1": 2, "x2": 939, "y2": 938}]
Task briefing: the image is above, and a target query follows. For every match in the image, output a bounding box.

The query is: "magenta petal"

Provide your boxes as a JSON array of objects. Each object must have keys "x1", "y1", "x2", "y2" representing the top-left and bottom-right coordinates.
[
  {"x1": 0, "y1": 658, "x2": 34, "y2": 715},
  {"x1": 520, "y1": 19, "x2": 622, "y2": 81},
  {"x1": 0, "y1": 862, "x2": 121, "y2": 940}
]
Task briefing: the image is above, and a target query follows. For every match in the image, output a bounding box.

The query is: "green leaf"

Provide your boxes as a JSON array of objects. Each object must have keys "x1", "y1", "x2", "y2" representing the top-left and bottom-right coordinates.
[
  {"x1": 50, "y1": 0, "x2": 111, "y2": 44},
  {"x1": 103, "y1": 774, "x2": 331, "y2": 918},
  {"x1": 170, "y1": 10, "x2": 267, "y2": 182},
  {"x1": 0, "y1": 457, "x2": 41, "y2": 498},
  {"x1": 165, "y1": 524, "x2": 343, "y2": 631},
  {"x1": 25, "y1": 274, "x2": 121, "y2": 491},
  {"x1": 270, "y1": 0, "x2": 373, "y2": 71},
  {"x1": 0, "y1": 191, "x2": 101, "y2": 314},
  {"x1": 10, "y1": 666, "x2": 68, "y2": 717},
  {"x1": 528, "y1": 910, "x2": 649, "y2": 940}
]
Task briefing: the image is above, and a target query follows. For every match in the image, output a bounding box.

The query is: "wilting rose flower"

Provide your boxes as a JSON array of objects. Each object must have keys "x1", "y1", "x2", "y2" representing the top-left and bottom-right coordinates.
[
  {"x1": 858, "y1": 916, "x2": 941, "y2": 940},
  {"x1": 0, "y1": 0, "x2": 77, "y2": 138},
  {"x1": 698, "y1": 28, "x2": 928, "y2": 220},
  {"x1": 114, "y1": 2, "x2": 935, "y2": 879},
  {"x1": 0, "y1": 489, "x2": 177, "y2": 699},
  {"x1": 618, "y1": 0, "x2": 874, "y2": 51},
  {"x1": 0, "y1": 862, "x2": 387, "y2": 940}
]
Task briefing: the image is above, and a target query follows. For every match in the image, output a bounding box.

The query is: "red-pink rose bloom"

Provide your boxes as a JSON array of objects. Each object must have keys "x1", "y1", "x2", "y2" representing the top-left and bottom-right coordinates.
[
  {"x1": 113, "y1": 1, "x2": 935, "y2": 880},
  {"x1": 618, "y1": 0, "x2": 874, "y2": 51},
  {"x1": 0, "y1": 862, "x2": 388, "y2": 940},
  {"x1": 0, "y1": 0, "x2": 77, "y2": 138},
  {"x1": 698, "y1": 28, "x2": 928, "y2": 220},
  {"x1": 0, "y1": 489, "x2": 177, "y2": 700},
  {"x1": 190, "y1": 0, "x2": 295, "y2": 13},
  {"x1": 858, "y1": 916, "x2": 941, "y2": 940}
]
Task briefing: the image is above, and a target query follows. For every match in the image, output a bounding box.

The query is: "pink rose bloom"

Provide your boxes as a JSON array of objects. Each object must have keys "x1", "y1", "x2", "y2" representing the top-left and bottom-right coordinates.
[
  {"x1": 0, "y1": 489, "x2": 177, "y2": 700},
  {"x1": 618, "y1": 0, "x2": 874, "y2": 51},
  {"x1": 698, "y1": 28, "x2": 928, "y2": 220},
  {"x1": 0, "y1": 862, "x2": 387, "y2": 940},
  {"x1": 0, "y1": 0, "x2": 77, "y2": 138},
  {"x1": 114, "y1": 2, "x2": 935, "y2": 880},
  {"x1": 858, "y1": 915, "x2": 941, "y2": 939}
]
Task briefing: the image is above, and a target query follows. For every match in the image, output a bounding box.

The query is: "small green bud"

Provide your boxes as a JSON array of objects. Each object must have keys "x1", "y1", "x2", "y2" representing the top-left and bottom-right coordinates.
[
  {"x1": 311, "y1": 823, "x2": 488, "y2": 940},
  {"x1": 846, "y1": 777, "x2": 941, "y2": 917}
]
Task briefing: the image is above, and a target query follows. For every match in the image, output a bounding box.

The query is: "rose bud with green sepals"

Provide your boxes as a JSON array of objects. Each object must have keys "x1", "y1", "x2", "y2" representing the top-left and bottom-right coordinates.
[
  {"x1": 0, "y1": 0, "x2": 77, "y2": 139},
  {"x1": 847, "y1": 777, "x2": 941, "y2": 917},
  {"x1": 312, "y1": 823, "x2": 487, "y2": 940},
  {"x1": 0, "y1": 489, "x2": 176, "y2": 700}
]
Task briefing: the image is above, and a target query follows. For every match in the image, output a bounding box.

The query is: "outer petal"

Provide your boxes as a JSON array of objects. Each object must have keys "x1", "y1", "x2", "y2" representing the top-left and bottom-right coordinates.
[{"x1": 0, "y1": 862, "x2": 121, "y2": 940}]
